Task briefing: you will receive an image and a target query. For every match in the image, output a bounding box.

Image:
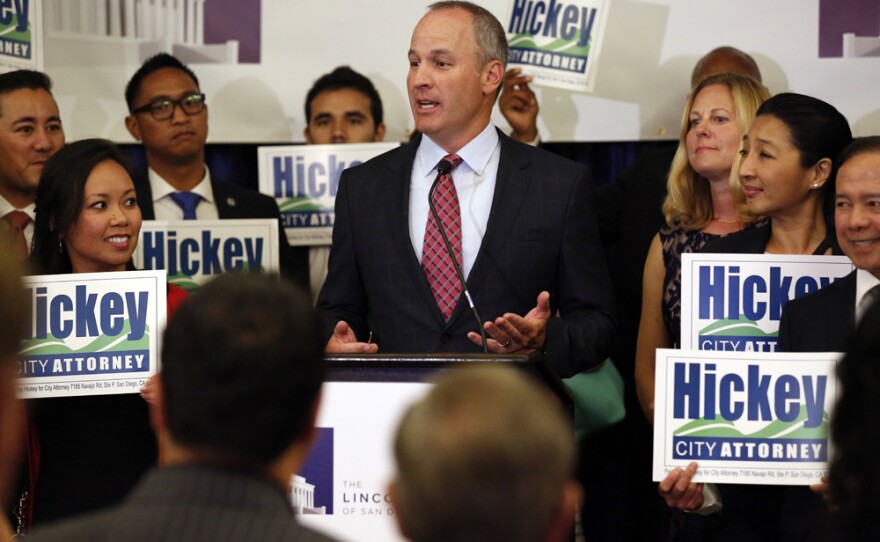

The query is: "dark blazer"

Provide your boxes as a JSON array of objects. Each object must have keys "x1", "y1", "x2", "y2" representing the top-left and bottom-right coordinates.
[
  {"x1": 317, "y1": 131, "x2": 616, "y2": 378},
  {"x1": 593, "y1": 145, "x2": 674, "y2": 388},
  {"x1": 27, "y1": 466, "x2": 338, "y2": 542},
  {"x1": 702, "y1": 219, "x2": 843, "y2": 255},
  {"x1": 778, "y1": 270, "x2": 855, "y2": 353},
  {"x1": 133, "y1": 172, "x2": 309, "y2": 289}
]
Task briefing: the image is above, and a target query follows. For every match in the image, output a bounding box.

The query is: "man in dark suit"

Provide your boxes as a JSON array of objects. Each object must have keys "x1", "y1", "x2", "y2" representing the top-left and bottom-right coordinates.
[
  {"x1": 28, "y1": 274, "x2": 337, "y2": 542},
  {"x1": 124, "y1": 53, "x2": 308, "y2": 288},
  {"x1": 317, "y1": 1, "x2": 615, "y2": 378},
  {"x1": 779, "y1": 136, "x2": 880, "y2": 352}
]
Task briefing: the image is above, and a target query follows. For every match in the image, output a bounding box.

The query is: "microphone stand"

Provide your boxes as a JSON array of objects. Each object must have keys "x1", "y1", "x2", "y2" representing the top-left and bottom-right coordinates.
[{"x1": 428, "y1": 160, "x2": 488, "y2": 354}]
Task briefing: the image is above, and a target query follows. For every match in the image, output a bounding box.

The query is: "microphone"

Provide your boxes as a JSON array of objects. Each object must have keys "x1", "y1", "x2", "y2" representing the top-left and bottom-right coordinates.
[{"x1": 428, "y1": 161, "x2": 488, "y2": 353}]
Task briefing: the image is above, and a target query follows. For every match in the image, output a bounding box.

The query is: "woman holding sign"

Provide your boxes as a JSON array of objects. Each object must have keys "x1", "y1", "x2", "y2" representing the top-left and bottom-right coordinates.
[
  {"x1": 660, "y1": 94, "x2": 852, "y2": 540},
  {"x1": 635, "y1": 73, "x2": 769, "y2": 423},
  {"x1": 21, "y1": 139, "x2": 186, "y2": 530}
]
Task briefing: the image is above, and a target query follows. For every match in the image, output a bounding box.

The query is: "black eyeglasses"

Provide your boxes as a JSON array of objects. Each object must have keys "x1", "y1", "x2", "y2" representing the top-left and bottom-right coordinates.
[{"x1": 131, "y1": 93, "x2": 206, "y2": 120}]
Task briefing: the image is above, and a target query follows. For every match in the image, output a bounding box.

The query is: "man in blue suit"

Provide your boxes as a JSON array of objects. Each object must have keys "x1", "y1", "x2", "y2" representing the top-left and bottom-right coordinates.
[{"x1": 317, "y1": 1, "x2": 615, "y2": 378}]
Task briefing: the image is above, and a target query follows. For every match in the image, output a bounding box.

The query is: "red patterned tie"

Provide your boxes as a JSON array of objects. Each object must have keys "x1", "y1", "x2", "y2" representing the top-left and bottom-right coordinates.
[
  {"x1": 3, "y1": 210, "x2": 30, "y2": 260},
  {"x1": 422, "y1": 154, "x2": 463, "y2": 320}
]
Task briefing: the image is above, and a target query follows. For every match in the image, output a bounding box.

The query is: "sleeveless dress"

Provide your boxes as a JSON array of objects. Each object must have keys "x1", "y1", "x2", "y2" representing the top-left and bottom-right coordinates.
[{"x1": 659, "y1": 225, "x2": 722, "y2": 346}]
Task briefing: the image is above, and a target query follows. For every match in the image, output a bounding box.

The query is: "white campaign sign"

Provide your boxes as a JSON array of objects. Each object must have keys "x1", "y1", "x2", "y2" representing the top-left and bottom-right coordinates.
[
  {"x1": 132, "y1": 219, "x2": 280, "y2": 290},
  {"x1": 653, "y1": 349, "x2": 841, "y2": 486},
  {"x1": 681, "y1": 253, "x2": 854, "y2": 351},
  {"x1": 18, "y1": 270, "x2": 166, "y2": 399},
  {"x1": 504, "y1": 0, "x2": 609, "y2": 92},
  {"x1": 257, "y1": 143, "x2": 398, "y2": 246}
]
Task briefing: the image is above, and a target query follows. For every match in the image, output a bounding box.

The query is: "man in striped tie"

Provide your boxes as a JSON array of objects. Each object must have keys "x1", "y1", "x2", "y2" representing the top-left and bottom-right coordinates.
[{"x1": 318, "y1": 1, "x2": 615, "y2": 379}]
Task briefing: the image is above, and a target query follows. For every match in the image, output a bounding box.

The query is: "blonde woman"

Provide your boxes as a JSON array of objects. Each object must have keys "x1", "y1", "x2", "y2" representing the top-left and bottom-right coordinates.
[{"x1": 634, "y1": 73, "x2": 769, "y2": 423}]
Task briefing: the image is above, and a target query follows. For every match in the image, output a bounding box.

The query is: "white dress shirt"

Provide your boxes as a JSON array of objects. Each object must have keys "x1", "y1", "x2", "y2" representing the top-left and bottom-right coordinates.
[
  {"x1": 409, "y1": 123, "x2": 501, "y2": 279},
  {"x1": 147, "y1": 166, "x2": 219, "y2": 220}
]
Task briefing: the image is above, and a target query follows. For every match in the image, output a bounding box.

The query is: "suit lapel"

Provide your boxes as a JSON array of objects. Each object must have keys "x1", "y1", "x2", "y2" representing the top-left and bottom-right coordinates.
[
  {"x1": 384, "y1": 140, "x2": 449, "y2": 325},
  {"x1": 211, "y1": 181, "x2": 236, "y2": 219},
  {"x1": 447, "y1": 133, "x2": 532, "y2": 325},
  {"x1": 134, "y1": 170, "x2": 156, "y2": 220}
]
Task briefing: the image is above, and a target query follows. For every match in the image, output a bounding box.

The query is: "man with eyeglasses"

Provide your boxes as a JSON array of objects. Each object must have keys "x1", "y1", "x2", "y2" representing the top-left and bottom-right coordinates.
[{"x1": 124, "y1": 53, "x2": 308, "y2": 287}]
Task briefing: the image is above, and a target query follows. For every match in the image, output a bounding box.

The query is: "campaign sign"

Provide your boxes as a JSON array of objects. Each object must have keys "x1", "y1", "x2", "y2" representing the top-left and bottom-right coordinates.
[
  {"x1": 504, "y1": 0, "x2": 608, "y2": 92},
  {"x1": 681, "y1": 254, "x2": 854, "y2": 351},
  {"x1": 653, "y1": 349, "x2": 841, "y2": 485},
  {"x1": 0, "y1": 0, "x2": 41, "y2": 72},
  {"x1": 133, "y1": 219, "x2": 280, "y2": 291},
  {"x1": 257, "y1": 143, "x2": 398, "y2": 246},
  {"x1": 18, "y1": 270, "x2": 166, "y2": 399}
]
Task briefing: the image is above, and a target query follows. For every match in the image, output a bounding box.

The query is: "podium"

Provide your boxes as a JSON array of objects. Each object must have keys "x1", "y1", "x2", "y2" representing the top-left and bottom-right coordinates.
[{"x1": 296, "y1": 352, "x2": 571, "y2": 542}]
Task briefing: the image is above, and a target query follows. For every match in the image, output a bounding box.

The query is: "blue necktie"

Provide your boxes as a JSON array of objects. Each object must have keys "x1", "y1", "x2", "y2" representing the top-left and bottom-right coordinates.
[{"x1": 169, "y1": 192, "x2": 201, "y2": 220}]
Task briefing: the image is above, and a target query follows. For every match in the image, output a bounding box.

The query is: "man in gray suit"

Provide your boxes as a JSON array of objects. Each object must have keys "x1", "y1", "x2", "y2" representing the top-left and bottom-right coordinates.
[{"x1": 28, "y1": 274, "x2": 337, "y2": 542}]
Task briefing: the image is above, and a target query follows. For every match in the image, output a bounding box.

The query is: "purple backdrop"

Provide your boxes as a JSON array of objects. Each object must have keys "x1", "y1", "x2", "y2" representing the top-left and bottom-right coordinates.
[
  {"x1": 819, "y1": 0, "x2": 880, "y2": 57},
  {"x1": 204, "y1": 0, "x2": 261, "y2": 63}
]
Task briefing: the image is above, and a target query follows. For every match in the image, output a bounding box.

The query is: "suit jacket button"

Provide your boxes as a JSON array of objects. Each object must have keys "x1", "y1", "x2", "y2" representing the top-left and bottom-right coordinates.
[{"x1": 441, "y1": 332, "x2": 453, "y2": 343}]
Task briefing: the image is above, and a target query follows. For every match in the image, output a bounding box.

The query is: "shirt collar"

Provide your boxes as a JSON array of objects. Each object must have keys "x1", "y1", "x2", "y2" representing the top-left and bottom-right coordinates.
[
  {"x1": 416, "y1": 123, "x2": 498, "y2": 178},
  {"x1": 0, "y1": 193, "x2": 35, "y2": 220},
  {"x1": 148, "y1": 166, "x2": 214, "y2": 204},
  {"x1": 856, "y1": 268, "x2": 880, "y2": 304}
]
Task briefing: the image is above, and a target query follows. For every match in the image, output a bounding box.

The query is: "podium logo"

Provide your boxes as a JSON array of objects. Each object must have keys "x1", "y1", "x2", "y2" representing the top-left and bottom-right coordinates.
[
  {"x1": 670, "y1": 362, "x2": 828, "y2": 463},
  {"x1": 507, "y1": 0, "x2": 598, "y2": 74},
  {"x1": 296, "y1": 427, "x2": 334, "y2": 514}
]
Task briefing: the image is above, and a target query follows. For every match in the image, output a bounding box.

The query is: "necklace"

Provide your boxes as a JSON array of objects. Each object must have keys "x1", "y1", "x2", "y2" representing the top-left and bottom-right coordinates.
[{"x1": 713, "y1": 216, "x2": 740, "y2": 224}]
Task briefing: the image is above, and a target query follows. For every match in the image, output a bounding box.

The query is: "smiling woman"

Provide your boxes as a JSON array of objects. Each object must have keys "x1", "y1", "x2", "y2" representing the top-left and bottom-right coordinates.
[{"x1": 22, "y1": 139, "x2": 186, "y2": 530}]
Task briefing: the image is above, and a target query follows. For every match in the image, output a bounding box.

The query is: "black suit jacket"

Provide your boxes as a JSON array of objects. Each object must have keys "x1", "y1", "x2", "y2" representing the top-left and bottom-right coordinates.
[
  {"x1": 27, "y1": 466, "x2": 338, "y2": 542},
  {"x1": 778, "y1": 270, "x2": 855, "y2": 353},
  {"x1": 133, "y1": 171, "x2": 309, "y2": 289},
  {"x1": 317, "y1": 131, "x2": 616, "y2": 377},
  {"x1": 592, "y1": 145, "x2": 674, "y2": 386}
]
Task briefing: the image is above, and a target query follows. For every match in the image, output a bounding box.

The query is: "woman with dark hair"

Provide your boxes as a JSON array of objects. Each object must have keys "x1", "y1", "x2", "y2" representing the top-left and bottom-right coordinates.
[
  {"x1": 22, "y1": 139, "x2": 186, "y2": 529},
  {"x1": 830, "y1": 299, "x2": 880, "y2": 541},
  {"x1": 704, "y1": 92, "x2": 852, "y2": 256},
  {"x1": 664, "y1": 94, "x2": 853, "y2": 540}
]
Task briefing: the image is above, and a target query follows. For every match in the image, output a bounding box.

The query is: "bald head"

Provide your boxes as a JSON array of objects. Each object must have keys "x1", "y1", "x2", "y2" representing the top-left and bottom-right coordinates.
[{"x1": 691, "y1": 46, "x2": 761, "y2": 87}]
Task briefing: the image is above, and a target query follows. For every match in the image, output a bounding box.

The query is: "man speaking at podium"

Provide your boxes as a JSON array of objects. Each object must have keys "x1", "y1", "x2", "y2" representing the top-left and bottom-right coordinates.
[{"x1": 317, "y1": 1, "x2": 615, "y2": 377}]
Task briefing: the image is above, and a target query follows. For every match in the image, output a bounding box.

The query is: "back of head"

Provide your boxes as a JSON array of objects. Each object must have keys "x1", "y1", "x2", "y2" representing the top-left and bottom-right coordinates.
[
  {"x1": 0, "y1": 69, "x2": 52, "y2": 112},
  {"x1": 830, "y1": 299, "x2": 880, "y2": 540},
  {"x1": 665, "y1": 72, "x2": 769, "y2": 229},
  {"x1": 428, "y1": 1, "x2": 508, "y2": 71},
  {"x1": 161, "y1": 273, "x2": 325, "y2": 467},
  {"x1": 31, "y1": 139, "x2": 135, "y2": 274},
  {"x1": 125, "y1": 53, "x2": 200, "y2": 111},
  {"x1": 393, "y1": 368, "x2": 575, "y2": 542},
  {"x1": 305, "y1": 66, "x2": 384, "y2": 126},
  {"x1": 691, "y1": 46, "x2": 762, "y2": 87},
  {"x1": 756, "y1": 93, "x2": 852, "y2": 210}
]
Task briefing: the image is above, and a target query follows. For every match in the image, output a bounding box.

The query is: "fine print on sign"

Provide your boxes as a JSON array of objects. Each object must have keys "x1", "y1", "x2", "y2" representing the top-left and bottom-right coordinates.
[
  {"x1": 18, "y1": 270, "x2": 166, "y2": 399},
  {"x1": 653, "y1": 349, "x2": 841, "y2": 485}
]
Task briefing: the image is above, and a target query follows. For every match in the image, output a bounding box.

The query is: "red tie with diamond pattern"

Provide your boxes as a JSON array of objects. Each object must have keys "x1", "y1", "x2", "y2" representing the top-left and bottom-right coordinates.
[{"x1": 422, "y1": 154, "x2": 463, "y2": 320}]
